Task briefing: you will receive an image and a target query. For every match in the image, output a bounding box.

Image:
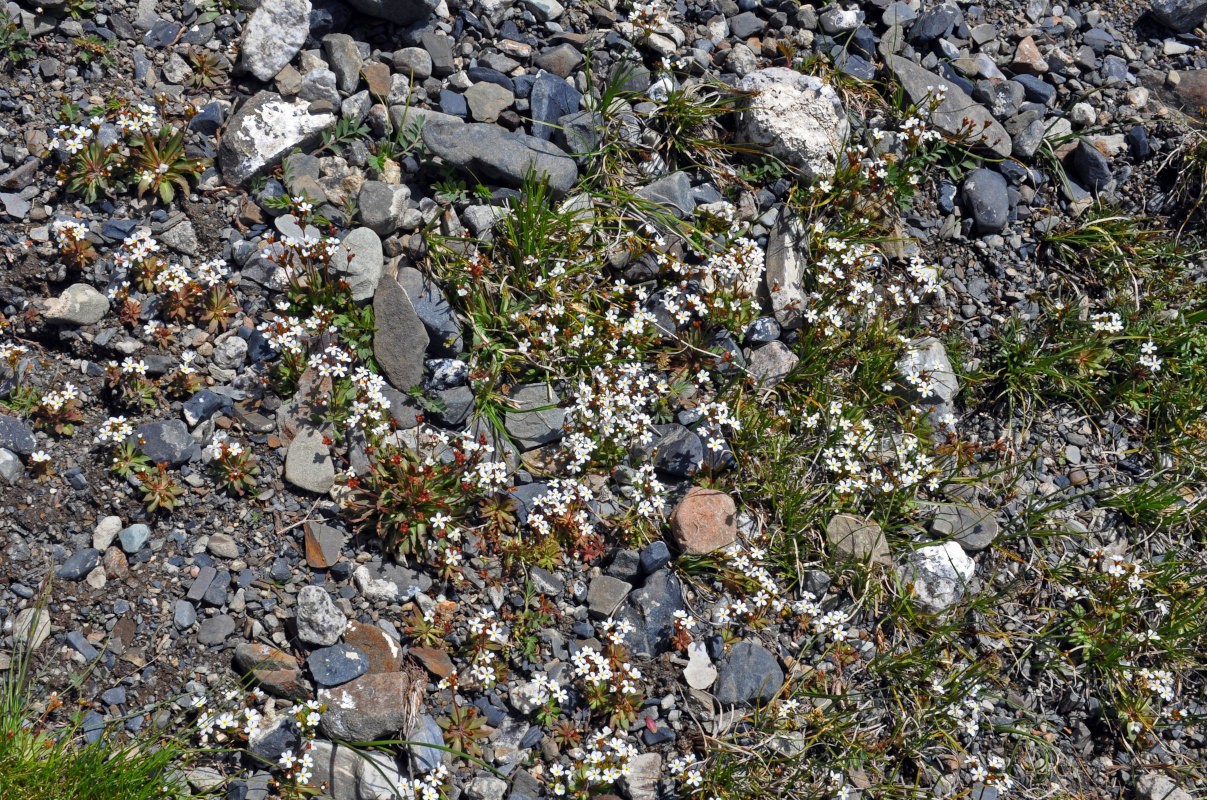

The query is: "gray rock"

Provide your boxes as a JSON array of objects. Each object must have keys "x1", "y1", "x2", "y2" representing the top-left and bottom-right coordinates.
[
  {"x1": 393, "y1": 47, "x2": 433, "y2": 81},
  {"x1": 248, "y1": 715, "x2": 302, "y2": 765},
  {"x1": 212, "y1": 333, "x2": 248, "y2": 370},
  {"x1": 553, "y1": 110, "x2": 602, "y2": 159},
  {"x1": 337, "y1": 227, "x2": 385, "y2": 301},
  {"x1": 240, "y1": 0, "x2": 312, "y2": 83},
  {"x1": 357, "y1": 181, "x2": 410, "y2": 236},
  {"x1": 530, "y1": 70, "x2": 582, "y2": 141},
  {"x1": 1011, "y1": 119, "x2": 1046, "y2": 159},
  {"x1": 296, "y1": 585, "x2": 348, "y2": 647},
  {"x1": 931, "y1": 504, "x2": 999, "y2": 551},
  {"x1": 308, "y1": 740, "x2": 360, "y2": 800},
  {"x1": 183, "y1": 389, "x2": 231, "y2": 426},
  {"x1": 0, "y1": 415, "x2": 35, "y2": 455},
  {"x1": 43, "y1": 283, "x2": 110, "y2": 325},
  {"x1": 1136, "y1": 773, "x2": 1194, "y2": 800},
  {"x1": 736, "y1": 68, "x2": 848, "y2": 181},
  {"x1": 633, "y1": 423, "x2": 703, "y2": 477},
  {"x1": 14, "y1": 608, "x2": 51, "y2": 651},
  {"x1": 587, "y1": 575, "x2": 631, "y2": 619},
  {"x1": 616, "y1": 568, "x2": 684, "y2": 656},
  {"x1": 0, "y1": 448, "x2": 23, "y2": 483},
  {"x1": 118, "y1": 523, "x2": 151, "y2": 554},
  {"x1": 398, "y1": 267, "x2": 463, "y2": 357},
  {"x1": 318, "y1": 672, "x2": 416, "y2": 742},
  {"x1": 635, "y1": 171, "x2": 694, "y2": 219},
  {"x1": 322, "y1": 34, "x2": 363, "y2": 95},
  {"x1": 66, "y1": 630, "x2": 100, "y2": 661},
  {"x1": 961, "y1": 168, "x2": 1009, "y2": 234},
  {"x1": 357, "y1": 750, "x2": 406, "y2": 799},
  {"x1": 345, "y1": 0, "x2": 439, "y2": 24},
  {"x1": 764, "y1": 214, "x2": 808, "y2": 330},
  {"x1": 308, "y1": 644, "x2": 370, "y2": 687},
  {"x1": 174, "y1": 599, "x2": 197, "y2": 630},
  {"x1": 528, "y1": 566, "x2": 563, "y2": 596},
  {"x1": 747, "y1": 341, "x2": 798, "y2": 387},
  {"x1": 285, "y1": 426, "x2": 335, "y2": 494},
  {"x1": 407, "y1": 714, "x2": 445, "y2": 773},
  {"x1": 728, "y1": 10, "x2": 765, "y2": 37},
  {"x1": 467, "y1": 777, "x2": 508, "y2": 800},
  {"x1": 896, "y1": 336, "x2": 959, "y2": 417},
  {"x1": 300, "y1": 69, "x2": 341, "y2": 108},
  {"x1": 503, "y1": 383, "x2": 565, "y2": 450},
  {"x1": 1071, "y1": 141, "x2": 1112, "y2": 191},
  {"x1": 897, "y1": 541, "x2": 975, "y2": 613},
  {"x1": 617, "y1": 753, "x2": 661, "y2": 800},
  {"x1": 219, "y1": 92, "x2": 337, "y2": 186},
  {"x1": 421, "y1": 121, "x2": 578, "y2": 196},
  {"x1": 1151, "y1": 0, "x2": 1207, "y2": 32},
  {"x1": 197, "y1": 615, "x2": 237, "y2": 645},
  {"x1": 465, "y1": 82, "x2": 515, "y2": 123},
  {"x1": 1, "y1": 193, "x2": 30, "y2": 218},
  {"x1": 58, "y1": 548, "x2": 101, "y2": 580},
  {"x1": 887, "y1": 55, "x2": 1011, "y2": 158},
  {"x1": 374, "y1": 274, "x2": 430, "y2": 391},
  {"x1": 521, "y1": 0, "x2": 563, "y2": 21},
  {"x1": 136, "y1": 419, "x2": 201, "y2": 466},
  {"x1": 715, "y1": 640, "x2": 783, "y2": 704},
  {"x1": 826, "y1": 513, "x2": 890, "y2": 566}
]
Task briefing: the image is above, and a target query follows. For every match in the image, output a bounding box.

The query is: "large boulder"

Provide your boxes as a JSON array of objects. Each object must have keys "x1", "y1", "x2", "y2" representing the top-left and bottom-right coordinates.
[
  {"x1": 219, "y1": 92, "x2": 336, "y2": 186},
  {"x1": 421, "y1": 121, "x2": 578, "y2": 196},
  {"x1": 343, "y1": 0, "x2": 439, "y2": 24},
  {"x1": 736, "y1": 68, "x2": 848, "y2": 181},
  {"x1": 1151, "y1": 0, "x2": 1207, "y2": 32},
  {"x1": 240, "y1": 0, "x2": 311, "y2": 82}
]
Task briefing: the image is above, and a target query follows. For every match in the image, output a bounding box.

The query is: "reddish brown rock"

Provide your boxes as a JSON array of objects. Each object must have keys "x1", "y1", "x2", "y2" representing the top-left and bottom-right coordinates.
[
  {"x1": 103, "y1": 546, "x2": 128, "y2": 579},
  {"x1": 409, "y1": 644, "x2": 454, "y2": 678},
  {"x1": 233, "y1": 643, "x2": 308, "y2": 699},
  {"x1": 344, "y1": 621, "x2": 403, "y2": 674},
  {"x1": 1012, "y1": 36, "x2": 1048, "y2": 75},
  {"x1": 362, "y1": 61, "x2": 392, "y2": 98},
  {"x1": 304, "y1": 521, "x2": 344, "y2": 569},
  {"x1": 669, "y1": 487, "x2": 738, "y2": 555},
  {"x1": 318, "y1": 671, "x2": 416, "y2": 741}
]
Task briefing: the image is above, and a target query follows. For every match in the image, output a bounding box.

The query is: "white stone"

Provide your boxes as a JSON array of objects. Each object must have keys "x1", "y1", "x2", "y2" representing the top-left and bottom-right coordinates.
[
  {"x1": 897, "y1": 541, "x2": 975, "y2": 613},
  {"x1": 737, "y1": 68, "x2": 848, "y2": 181},
  {"x1": 684, "y1": 641, "x2": 717, "y2": 690},
  {"x1": 93, "y1": 515, "x2": 123, "y2": 551},
  {"x1": 241, "y1": 0, "x2": 312, "y2": 82}
]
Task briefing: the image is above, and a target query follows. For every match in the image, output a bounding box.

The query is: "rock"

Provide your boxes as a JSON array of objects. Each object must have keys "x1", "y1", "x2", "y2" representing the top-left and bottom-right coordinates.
[
  {"x1": 174, "y1": 599, "x2": 197, "y2": 630},
  {"x1": 421, "y1": 121, "x2": 578, "y2": 196},
  {"x1": 521, "y1": 0, "x2": 563, "y2": 21},
  {"x1": 640, "y1": 541, "x2": 672, "y2": 574},
  {"x1": 467, "y1": 777, "x2": 508, "y2": 800},
  {"x1": 304, "y1": 522, "x2": 345, "y2": 569},
  {"x1": 1151, "y1": 0, "x2": 1207, "y2": 32},
  {"x1": 961, "y1": 168, "x2": 1009, "y2": 234},
  {"x1": 633, "y1": 423, "x2": 704, "y2": 477},
  {"x1": 896, "y1": 336, "x2": 959, "y2": 417},
  {"x1": 534, "y1": 43, "x2": 584, "y2": 78},
  {"x1": 296, "y1": 585, "x2": 348, "y2": 647},
  {"x1": 409, "y1": 645, "x2": 454, "y2": 678},
  {"x1": 617, "y1": 753, "x2": 661, "y2": 800},
  {"x1": 530, "y1": 70, "x2": 582, "y2": 141},
  {"x1": 715, "y1": 640, "x2": 783, "y2": 704},
  {"x1": 13, "y1": 608, "x2": 50, "y2": 651},
  {"x1": 198, "y1": 615, "x2": 237, "y2": 645},
  {"x1": 0, "y1": 448, "x2": 21, "y2": 483},
  {"x1": 285, "y1": 426, "x2": 335, "y2": 494},
  {"x1": 764, "y1": 214, "x2": 808, "y2": 330},
  {"x1": 357, "y1": 751, "x2": 406, "y2": 799},
  {"x1": 300, "y1": 69, "x2": 341, "y2": 108},
  {"x1": 133, "y1": 419, "x2": 199, "y2": 467},
  {"x1": 1171, "y1": 70, "x2": 1207, "y2": 114},
  {"x1": 931, "y1": 504, "x2": 999, "y2": 552},
  {"x1": 897, "y1": 541, "x2": 975, "y2": 613},
  {"x1": 343, "y1": 621, "x2": 403, "y2": 673},
  {"x1": 308, "y1": 644, "x2": 370, "y2": 687},
  {"x1": 616, "y1": 568, "x2": 683, "y2": 656},
  {"x1": 728, "y1": 10, "x2": 765, "y2": 37},
  {"x1": 344, "y1": 0, "x2": 439, "y2": 24},
  {"x1": 58, "y1": 548, "x2": 101, "y2": 580},
  {"x1": 393, "y1": 48, "x2": 433, "y2": 81},
  {"x1": 397, "y1": 268, "x2": 463, "y2": 356},
  {"x1": 407, "y1": 714, "x2": 445, "y2": 773},
  {"x1": 248, "y1": 715, "x2": 302, "y2": 765},
  {"x1": 735, "y1": 68, "x2": 847, "y2": 181},
  {"x1": 669, "y1": 487, "x2": 737, "y2": 555},
  {"x1": 234, "y1": 643, "x2": 307, "y2": 698},
  {"x1": 357, "y1": 182, "x2": 410, "y2": 237},
  {"x1": 353, "y1": 565, "x2": 401, "y2": 603},
  {"x1": 183, "y1": 389, "x2": 231, "y2": 426},
  {"x1": 747, "y1": 341, "x2": 799, "y2": 387},
  {"x1": 1071, "y1": 141, "x2": 1112, "y2": 192},
  {"x1": 503, "y1": 383, "x2": 565, "y2": 450},
  {"x1": 887, "y1": 55, "x2": 1011, "y2": 158},
  {"x1": 909, "y1": 2, "x2": 959, "y2": 41},
  {"x1": 118, "y1": 523, "x2": 151, "y2": 554},
  {"x1": 322, "y1": 33, "x2": 362, "y2": 94},
  {"x1": 0, "y1": 415, "x2": 35, "y2": 455},
  {"x1": 373, "y1": 274, "x2": 430, "y2": 391},
  {"x1": 307, "y1": 740, "x2": 360, "y2": 799},
  {"x1": 683, "y1": 640, "x2": 717, "y2": 689},
  {"x1": 92, "y1": 516, "x2": 122, "y2": 551},
  {"x1": 318, "y1": 672, "x2": 417, "y2": 742},
  {"x1": 587, "y1": 575, "x2": 631, "y2": 619},
  {"x1": 219, "y1": 92, "x2": 337, "y2": 186},
  {"x1": 826, "y1": 513, "x2": 890, "y2": 566},
  {"x1": 465, "y1": 82, "x2": 515, "y2": 123},
  {"x1": 635, "y1": 171, "x2": 694, "y2": 219},
  {"x1": 208, "y1": 532, "x2": 239, "y2": 559},
  {"x1": 1136, "y1": 773, "x2": 1194, "y2": 800},
  {"x1": 1, "y1": 193, "x2": 30, "y2": 218},
  {"x1": 43, "y1": 283, "x2": 109, "y2": 325},
  {"x1": 337, "y1": 227, "x2": 385, "y2": 301}
]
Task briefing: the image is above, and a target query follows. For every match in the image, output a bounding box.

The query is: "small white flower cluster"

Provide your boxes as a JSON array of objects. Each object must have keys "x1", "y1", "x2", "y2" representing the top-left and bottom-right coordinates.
[
  {"x1": 257, "y1": 314, "x2": 308, "y2": 356},
  {"x1": 0, "y1": 341, "x2": 29, "y2": 362},
  {"x1": 548, "y1": 728, "x2": 637, "y2": 797},
  {"x1": 31, "y1": 450, "x2": 51, "y2": 464},
  {"x1": 625, "y1": 0, "x2": 668, "y2": 29},
  {"x1": 307, "y1": 343, "x2": 354, "y2": 379},
  {"x1": 39, "y1": 382, "x2": 80, "y2": 412},
  {"x1": 51, "y1": 219, "x2": 89, "y2": 248},
  {"x1": 666, "y1": 753, "x2": 705, "y2": 790},
  {"x1": 527, "y1": 477, "x2": 597, "y2": 550},
  {"x1": 1090, "y1": 311, "x2": 1124, "y2": 334},
  {"x1": 629, "y1": 463, "x2": 666, "y2": 518},
  {"x1": 98, "y1": 415, "x2": 135, "y2": 443},
  {"x1": 277, "y1": 748, "x2": 315, "y2": 786},
  {"x1": 815, "y1": 400, "x2": 937, "y2": 495},
  {"x1": 468, "y1": 608, "x2": 509, "y2": 645},
  {"x1": 50, "y1": 123, "x2": 94, "y2": 155},
  {"x1": 1099, "y1": 551, "x2": 1146, "y2": 592},
  {"x1": 713, "y1": 545, "x2": 793, "y2": 625},
  {"x1": 521, "y1": 673, "x2": 569, "y2": 707},
  {"x1": 120, "y1": 357, "x2": 148, "y2": 376},
  {"x1": 1135, "y1": 667, "x2": 1175, "y2": 703},
  {"x1": 115, "y1": 103, "x2": 159, "y2": 135},
  {"x1": 346, "y1": 366, "x2": 393, "y2": 438},
  {"x1": 393, "y1": 762, "x2": 451, "y2": 800},
  {"x1": 828, "y1": 769, "x2": 859, "y2": 800},
  {"x1": 205, "y1": 431, "x2": 245, "y2": 460},
  {"x1": 930, "y1": 675, "x2": 984, "y2": 740},
  {"x1": 1138, "y1": 340, "x2": 1163, "y2": 373},
  {"x1": 811, "y1": 608, "x2": 849, "y2": 642},
  {"x1": 563, "y1": 363, "x2": 664, "y2": 472},
  {"x1": 965, "y1": 754, "x2": 1013, "y2": 795},
  {"x1": 571, "y1": 619, "x2": 642, "y2": 696}
]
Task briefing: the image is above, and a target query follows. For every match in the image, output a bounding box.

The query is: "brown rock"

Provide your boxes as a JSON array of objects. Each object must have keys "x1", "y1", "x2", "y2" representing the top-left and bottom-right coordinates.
[
  {"x1": 1171, "y1": 70, "x2": 1207, "y2": 117},
  {"x1": 344, "y1": 621, "x2": 404, "y2": 674},
  {"x1": 669, "y1": 487, "x2": 738, "y2": 555},
  {"x1": 410, "y1": 644, "x2": 455, "y2": 678},
  {"x1": 826, "y1": 513, "x2": 890, "y2": 566},
  {"x1": 1012, "y1": 36, "x2": 1048, "y2": 75},
  {"x1": 362, "y1": 62, "x2": 392, "y2": 98},
  {"x1": 233, "y1": 643, "x2": 308, "y2": 699},
  {"x1": 103, "y1": 546, "x2": 128, "y2": 579},
  {"x1": 318, "y1": 671, "x2": 417, "y2": 741},
  {"x1": 304, "y1": 521, "x2": 345, "y2": 569}
]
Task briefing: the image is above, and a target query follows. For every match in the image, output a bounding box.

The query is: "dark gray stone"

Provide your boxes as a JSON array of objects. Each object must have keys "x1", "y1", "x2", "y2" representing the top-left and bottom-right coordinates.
[
  {"x1": 197, "y1": 615, "x2": 237, "y2": 645},
  {"x1": 101, "y1": 686, "x2": 127, "y2": 706},
  {"x1": 1071, "y1": 141, "x2": 1112, "y2": 191},
  {"x1": 183, "y1": 389, "x2": 231, "y2": 427},
  {"x1": 530, "y1": 70, "x2": 582, "y2": 141},
  {"x1": 308, "y1": 644, "x2": 370, "y2": 687},
  {"x1": 421, "y1": 121, "x2": 578, "y2": 196},
  {"x1": 373, "y1": 274, "x2": 430, "y2": 392},
  {"x1": 344, "y1": 0, "x2": 438, "y2": 23},
  {"x1": 1151, "y1": 0, "x2": 1207, "y2": 32},
  {"x1": 58, "y1": 549, "x2": 101, "y2": 580},
  {"x1": 133, "y1": 419, "x2": 200, "y2": 467},
  {"x1": 961, "y1": 168, "x2": 1009, "y2": 234},
  {"x1": 635, "y1": 171, "x2": 695, "y2": 219},
  {"x1": 908, "y1": 2, "x2": 960, "y2": 42},
  {"x1": 639, "y1": 541, "x2": 672, "y2": 574},
  {"x1": 398, "y1": 266, "x2": 463, "y2": 357},
  {"x1": 248, "y1": 715, "x2": 302, "y2": 766},
  {"x1": 0, "y1": 414, "x2": 35, "y2": 455},
  {"x1": 715, "y1": 640, "x2": 783, "y2": 704},
  {"x1": 729, "y1": 10, "x2": 765, "y2": 37},
  {"x1": 616, "y1": 568, "x2": 683, "y2": 656},
  {"x1": 633, "y1": 424, "x2": 703, "y2": 477}
]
